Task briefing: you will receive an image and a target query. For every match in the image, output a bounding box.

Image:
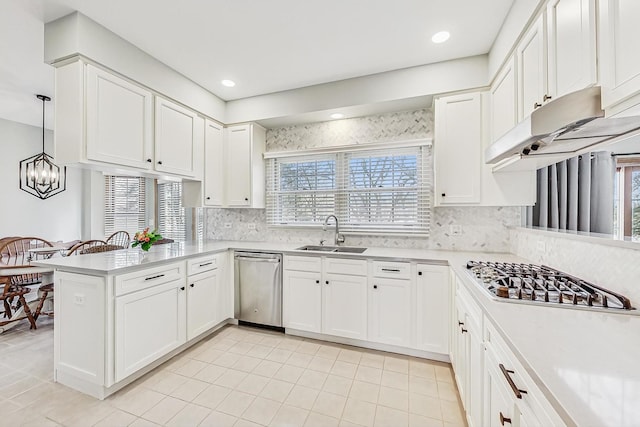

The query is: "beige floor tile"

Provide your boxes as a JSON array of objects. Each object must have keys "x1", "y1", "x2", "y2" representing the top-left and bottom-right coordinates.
[
  {"x1": 437, "y1": 382, "x2": 459, "y2": 402},
  {"x1": 246, "y1": 344, "x2": 274, "y2": 359},
  {"x1": 378, "y1": 386, "x2": 409, "y2": 411},
  {"x1": 242, "y1": 396, "x2": 281, "y2": 425},
  {"x1": 297, "y1": 341, "x2": 321, "y2": 355},
  {"x1": 274, "y1": 364, "x2": 305, "y2": 383},
  {"x1": 253, "y1": 360, "x2": 284, "y2": 378},
  {"x1": 200, "y1": 410, "x2": 238, "y2": 427},
  {"x1": 308, "y1": 356, "x2": 335, "y2": 373},
  {"x1": 174, "y1": 359, "x2": 208, "y2": 377},
  {"x1": 375, "y1": 405, "x2": 409, "y2": 427},
  {"x1": 440, "y1": 400, "x2": 465, "y2": 424},
  {"x1": 169, "y1": 377, "x2": 209, "y2": 402},
  {"x1": 260, "y1": 379, "x2": 295, "y2": 403},
  {"x1": 355, "y1": 365, "x2": 383, "y2": 384},
  {"x1": 409, "y1": 413, "x2": 444, "y2": 427},
  {"x1": 409, "y1": 361, "x2": 437, "y2": 380},
  {"x1": 339, "y1": 420, "x2": 362, "y2": 427},
  {"x1": 129, "y1": 418, "x2": 161, "y2": 427},
  {"x1": 323, "y1": 374, "x2": 353, "y2": 397},
  {"x1": 193, "y1": 384, "x2": 232, "y2": 409},
  {"x1": 232, "y1": 355, "x2": 263, "y2": 373},
  {"x1": 61, "y1": 401, "x2": 115, "y2": 427},
  {"x1": 312, "y1": 391, "x2": 347, "y2": 419},
  {"x1": 197, "y1": 364, "x2": 228, "y2": 383},
  {"x1": 215, "y1": 369, "x2": 249, "y2": 389},
  {"x1": 349, "y1": 380, "x2": 380, "y2": 404},
  {"x1": 243, "y1": 332, "x2": 267, "y2": 344},
  {"x1": 342, "y1": 398, "x2": 376, "y2": 426},
  {"x1": 217, "y1": 390, "x2": 255, "y2": 417},
  {"x1": 381, "y1": 370, "x2": 409, "y2": 391},
  {"x1": 305, "y1": 412, "x2": 340, "y2": 427},
  {"x1": 337, "y1": 349, "x2": 362, "y2": 365},
  {"x1": 434, "y1": 366, "x2": 454, "y2": 384},
  {"x1": 259, "y1": 336, "x2": 284, "y2": 348},
  {"x1": 287, "y1": 352, "x2": 314, "y2": 368},
  {"x1": 270, "y1": 404, "x2": 310, "y2": 427},
  {"x1": 298, "y1": 369, "x2": 328, "y2": 390},
  {"x1": 410, "y1": 376, "x2": 440, "y2": 398},
  {"x1": 211, "y1": 338, "x2": 238, "y2": 351},
  {"x1": 360, "y1": 353, "x2": 385, "y2": 369},
  {"x1": 277, "y1": 338, "x2": 302, "y2": 352},
  {"x1": 94, "y1": 408, "x2": 138, "y2": 427},
  {"x1": 331, "y1": 361, "x2": 358, "y2": 379},
  {"x1": 236, "y1": 373, "x2": 270, "y2": 395},
  {"x1": 229, "y1": 341, "x2": 256, "y2": 355},
  {"x1": 266, "y1": 348, "x2": 294, "y2": 363},
  {"x1": 316, "y1": 345, "x2": 341, "y2": 360},
  {"x1": 215, "y1": 352, "x2": 243, "y2": 368},
  {"x1": 384, "y1": 356, "x2": 409, "y2": 374},
  {"x1": 166, "y1": 402, "x2": 211, "y2": 427},
  {"x1": 9, "y1": 381, "x2": 56, "y2": 407},
  {"x1": 143, "y1": 371, "x2": 188, "y2": 394},
  {"x1": 0, "y1": 375, "x2": 43, "y2": 399},
  {"x1": 235, "y1": 418, "x2": 263, "y2": 427},
  {"x1": 192, "y1": 348, "x2": 225, "y2": 364},
  {"x1": 285, "y1": 384, "x2": 320, "y2": 410},
  {"x1": 111, "y1": 388, "x2": 166, "y2": 417},
  {"x1": 409, "y1": 394, "x2": 442, "y2": 419},
  {"x1": 142, "y1": 396, "x2": 188, "y2": 425}
]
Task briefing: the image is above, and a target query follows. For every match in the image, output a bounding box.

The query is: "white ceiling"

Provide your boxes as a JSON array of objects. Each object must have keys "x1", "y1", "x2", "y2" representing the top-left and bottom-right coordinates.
[{"x1": 1, "y1": 0, "x2": 514, "y2": 128}]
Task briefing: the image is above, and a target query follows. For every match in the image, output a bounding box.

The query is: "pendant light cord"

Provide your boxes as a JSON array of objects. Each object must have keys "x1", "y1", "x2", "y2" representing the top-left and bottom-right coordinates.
[{"x1": 41, "y1": 96, "x2": 45, "y2": 153}]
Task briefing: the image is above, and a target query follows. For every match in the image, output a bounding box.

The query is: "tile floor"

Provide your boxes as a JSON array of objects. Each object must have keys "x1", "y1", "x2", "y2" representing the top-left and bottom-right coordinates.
[{"x1": 0, "y1": 320, "x2": 466, "y2": 427}]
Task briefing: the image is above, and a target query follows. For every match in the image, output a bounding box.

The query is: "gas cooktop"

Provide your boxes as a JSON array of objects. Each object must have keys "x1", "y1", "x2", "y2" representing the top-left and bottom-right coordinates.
[{"x1": 466, "y1": 261, "x2": 633, "y2": 311}]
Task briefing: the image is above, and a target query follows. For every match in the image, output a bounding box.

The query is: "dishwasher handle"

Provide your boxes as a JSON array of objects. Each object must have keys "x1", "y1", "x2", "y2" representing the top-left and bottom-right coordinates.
[{"x1": 235, "y1": 255, "x2": 281, "y2": 263}]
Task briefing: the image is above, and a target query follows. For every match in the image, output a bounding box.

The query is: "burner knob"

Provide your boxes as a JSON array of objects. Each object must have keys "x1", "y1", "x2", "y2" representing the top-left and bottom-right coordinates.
[{"x1": 496, "y1": 286, "x2": 510, "y2": 298}]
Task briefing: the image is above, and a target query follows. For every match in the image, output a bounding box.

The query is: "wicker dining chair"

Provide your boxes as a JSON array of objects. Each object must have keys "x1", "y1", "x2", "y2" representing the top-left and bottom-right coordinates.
[
  {"x1": 66, "y1": 240, "x2": 123, "y2": 256},
  {"x1": 106, "y1": 231, "x2": 131, "y2": 249}
]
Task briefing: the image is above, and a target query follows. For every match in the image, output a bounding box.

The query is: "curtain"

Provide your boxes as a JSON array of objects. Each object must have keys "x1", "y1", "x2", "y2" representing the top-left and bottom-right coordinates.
[{"x1": 529, "y1": 151, "x2": 615, "y2": 234}]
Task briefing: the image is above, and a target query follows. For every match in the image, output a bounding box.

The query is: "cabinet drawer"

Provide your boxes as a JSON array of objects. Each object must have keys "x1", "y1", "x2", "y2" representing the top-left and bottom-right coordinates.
[
  {"x1": 284, "y1": 256, "x2": 321, "y2": 272},
  {"x1": 115, "y1": 262, "x2": 185, "y2": 296},
  {"x1": 187, "y1": 254, "x2": 219, "y2": 275},
  {"x1": 372, "y1": 261, "x2": 410, "y2": 279},
  {"x1": 325, "y1": 257, "x2": 367, "y2": 276}
]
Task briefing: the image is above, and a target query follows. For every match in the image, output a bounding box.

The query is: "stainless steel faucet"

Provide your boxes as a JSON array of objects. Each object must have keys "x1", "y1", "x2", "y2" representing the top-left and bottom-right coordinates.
[{"x1": 323, "y1": 215, "x2": 345, "y2": 246}]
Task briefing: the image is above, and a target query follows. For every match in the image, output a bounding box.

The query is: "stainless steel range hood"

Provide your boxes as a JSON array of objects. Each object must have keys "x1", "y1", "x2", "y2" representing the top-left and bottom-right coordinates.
[{"x1": 485, "y1": 86, "x2": 640, "y2": 172}]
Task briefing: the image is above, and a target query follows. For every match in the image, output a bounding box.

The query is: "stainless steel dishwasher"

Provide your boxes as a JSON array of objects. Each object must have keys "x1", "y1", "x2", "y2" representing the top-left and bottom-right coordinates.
[{"x1": 234, "y1": 252, "x2": 283, "y2": 328}]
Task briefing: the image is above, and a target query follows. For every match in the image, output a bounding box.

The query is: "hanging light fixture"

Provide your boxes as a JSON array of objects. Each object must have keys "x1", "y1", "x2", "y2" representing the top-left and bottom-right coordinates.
[{"x1": 19, "y1": 94, "x2": 66, "y2": 199}]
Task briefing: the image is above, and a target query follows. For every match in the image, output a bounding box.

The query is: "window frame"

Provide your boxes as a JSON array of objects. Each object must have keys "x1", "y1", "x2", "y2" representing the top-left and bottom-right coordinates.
[{"x1": 615, "y1": 157, "x2": 640, "y2": 241}]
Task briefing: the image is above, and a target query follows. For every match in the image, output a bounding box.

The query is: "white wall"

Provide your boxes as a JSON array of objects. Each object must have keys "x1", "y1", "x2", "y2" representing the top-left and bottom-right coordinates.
[{"x1": 0, "y1": 118, "x2": 82, "y2": 241}]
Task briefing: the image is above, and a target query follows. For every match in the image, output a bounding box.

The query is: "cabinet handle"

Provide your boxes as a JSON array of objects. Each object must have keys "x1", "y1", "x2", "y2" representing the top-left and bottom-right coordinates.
[
  {"x1": 144, "y1": 274, "x2": 165, "y2": 281},
  {"x1": 158, "y1": 160, "x2": 163, "y2": 165},
  {"x1": 373, "y1": 285, "x2": 378, "y2": 289},
  {"x1": 190, "y1": 283, "x2": 195, "y2": 288},
  {"x1": 199, "y1": 262, "x2": 213, "y2": 267},
  {"x1": 500, "y1": 412, "x2": 512, "y2": 425},
  {"x1": 441, "y1": 193, "x2": 446, "y2": 197},
  {"x1": 146, "y1": 158, "x2": 152, "y2": 163},
  {"x1": 533, "y1": 102, "x2": 542, "y2": 109},
  {"x1": 458, "y1": 321, "x2": 464, "y2": 326},
  {"x1": 543, "y1": 94, "x2": 553, "y2": 102},
  {"x1": 418, "y1": 271, "x2": 422, "y2": 276},
  {"x1": 180, "y1": 286, "x2": 185, "y2": 291},
  {"x1": 461, "y1": 328, "x2": 468, "y2": 333},
  {"x1": 381, "y1": 268, "x2": 400, "y2": 272},
  {"x1": 499, "y1": 364, "x2": 527, "y2": 399},
  {"x1": 206, "y1": 196, "x2": 211, "y2": 200}
]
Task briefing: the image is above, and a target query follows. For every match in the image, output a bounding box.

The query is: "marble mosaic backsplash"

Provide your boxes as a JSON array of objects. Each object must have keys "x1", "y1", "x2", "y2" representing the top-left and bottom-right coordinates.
[{"x1": 510, "y1": 228, "x2": 640, "y2": 305}]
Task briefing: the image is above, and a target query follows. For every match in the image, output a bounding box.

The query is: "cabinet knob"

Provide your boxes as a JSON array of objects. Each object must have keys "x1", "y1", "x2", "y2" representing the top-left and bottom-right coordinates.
[
  {"x1": 190, "y1": 283, "x2": 194, "y2": 288},
  {"x1": 418, "y1": 271, "x2": 422, "y2": 276},
  {"x1": 146, "y1": 158, "x2": 152, "y2": 163},
  {"x1": 158, "y1": 160, "x2": 163, "y2": 165},
  {"x1": 180, "y1": 286, "x2": 185, "y2": 291},
  {"x1": 543, "y1": 94, "x2": 553, "y2": 102},
  {"x1": 373, "y1": 285, "x2": 378, "y2": 289},
  {"x1": 206, "y1": 197, "x2": 211, "y2": 200},
  {"x1": 500, "y1": 412, "x2": 512, "y2": 425},
  {"x1": 244, "y1": 197, "x2": 249, "y2": 201},
  {"x1": 441, "y1": 193, "x2": 446, "y2": 197},
  {"x1": 316, "y1": 280, "x2": 320, "y2": 284},
  {"x1": 325, "y1": 280, "x2": 329, "y2": 285},
  {"x1": 533, "y1": 102, "x2": 542, "y2": 109}
]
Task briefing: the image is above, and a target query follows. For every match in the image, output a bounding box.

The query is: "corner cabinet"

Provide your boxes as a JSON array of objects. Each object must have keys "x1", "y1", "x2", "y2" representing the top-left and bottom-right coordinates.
[
  {"x1": 516, "y1": 14, "x2": 547, "y2": 121},
  {"x1": 225, "y1": 124, "x2": 266, "y2": 208},
  {"x1": 490, "y1": 55, "x2": 518, "y2": 143}
]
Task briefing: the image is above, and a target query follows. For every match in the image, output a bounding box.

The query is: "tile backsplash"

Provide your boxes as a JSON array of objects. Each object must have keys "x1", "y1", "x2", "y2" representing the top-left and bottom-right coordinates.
[{"x1": 206, "y1": 108, "x2": 522, "y2": 253}]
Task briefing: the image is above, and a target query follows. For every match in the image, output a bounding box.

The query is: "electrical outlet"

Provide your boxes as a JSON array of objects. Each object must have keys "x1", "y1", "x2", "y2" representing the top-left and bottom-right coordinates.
[
  {"x1": 74, "y1": 294, "x2": 85, "y2": 305},
  {"x1": 248, "y1": 223, "x2": 256, "y2": 230},
  {"x1": 224, "y1": 223, "x2": 232, "y2": 229},
  {"x1": 450, "y1": 225, "x2": 462, "y2": 236},
  {"x1": 536, "y1": 240, "x2": 546, "y2": 253}
]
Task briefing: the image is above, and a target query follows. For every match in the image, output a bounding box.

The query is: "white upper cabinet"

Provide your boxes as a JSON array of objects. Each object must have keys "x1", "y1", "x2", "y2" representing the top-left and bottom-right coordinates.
[
  {"x1": 490, "y1": 55, "x2": 518, "y2": 143},
  {"x1": 546, "y1": 0, "x2": 597, "y2": 99},
  {"x1": 600, "y1": 0, "x2": 640, "y2": 110},
  {"x1": 517, "y1": 15, "x2": 547, "y2": 120},
  {"x1": 225, "y1": 124, "x2": 266, "y2": 208},
  {"x1": 434, "y1": 92, "x2": 482, "y2": 205},
  {"x1": 155, "y1": 96, "x2": 201, "y2": 177},
  {"x1": 85, "y1": 64, "x2": 153, "y2": 169},
  {"x1": 204, "y1": 120, "x2": 224, "y2": 206}
]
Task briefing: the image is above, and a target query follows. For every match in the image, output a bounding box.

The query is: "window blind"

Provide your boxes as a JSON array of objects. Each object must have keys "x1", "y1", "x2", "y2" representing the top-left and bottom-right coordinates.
[
  {"x1": 104, "y1": 176, "x2": 147, "y2": 237},
  {"x1": 266, "y1": 144, "x2": 431, "y2": 234},
  {"x1": 157, "y1": 181, "x2": 186, "y2": 241}
]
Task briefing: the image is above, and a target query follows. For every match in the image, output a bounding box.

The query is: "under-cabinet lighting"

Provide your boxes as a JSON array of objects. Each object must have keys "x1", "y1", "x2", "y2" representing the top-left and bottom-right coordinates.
[{"x1": 330, "y1": 113, "x2": 344, "y2": 119}]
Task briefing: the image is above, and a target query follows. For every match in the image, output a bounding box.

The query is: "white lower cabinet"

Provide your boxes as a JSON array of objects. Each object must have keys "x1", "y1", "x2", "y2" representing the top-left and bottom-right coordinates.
[
  {"x1": 283, "y1": 269, "x2": 322, "y2": 333},
  {"x1": 187, "y1": 269, "x2": 220, "y2": 340},
  {"x1": 323, "y1": 273, "x2": 367, "y2": 340},
  {"x1": 416, "y1": 265, "x2": 450, "y2": 354},
  {"x1": 368, "y1": 277, "x2": 411, "y2": 347},
  {"x1": 115, "y1": 280, "x2": 186, "y2": 382}
]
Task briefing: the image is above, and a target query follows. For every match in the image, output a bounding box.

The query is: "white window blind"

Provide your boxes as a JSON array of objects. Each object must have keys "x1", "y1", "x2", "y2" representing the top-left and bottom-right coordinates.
[
  {"x1": 157, "y1": 181, "x2": 186, "y2": 241},
  {"x1": 266, "y1": 144, "x2": 431, "y2": 234},
  {"x1": 104, "y1": 176, "x2": 147, "y2": 237}
]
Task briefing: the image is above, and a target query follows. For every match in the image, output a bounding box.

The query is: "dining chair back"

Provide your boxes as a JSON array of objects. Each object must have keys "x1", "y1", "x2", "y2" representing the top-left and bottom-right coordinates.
[
  {"x1": 106, "y1": 231, "x2": 131, "y2": 249},
  {"x1": 66, "y1": 240, "x2": 123, "y2": 256}
]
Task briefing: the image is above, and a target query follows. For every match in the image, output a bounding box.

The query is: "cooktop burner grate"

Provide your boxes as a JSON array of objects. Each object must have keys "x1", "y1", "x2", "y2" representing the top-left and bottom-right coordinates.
[{"x1": 466, "y1": 261, "x2": 633, "y2": 310}]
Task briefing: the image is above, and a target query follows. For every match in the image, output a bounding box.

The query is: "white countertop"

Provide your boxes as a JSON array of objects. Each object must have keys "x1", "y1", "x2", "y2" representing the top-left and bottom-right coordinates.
[{"x1": 34, "y1": 240, "x2": 640, "y2": 427}]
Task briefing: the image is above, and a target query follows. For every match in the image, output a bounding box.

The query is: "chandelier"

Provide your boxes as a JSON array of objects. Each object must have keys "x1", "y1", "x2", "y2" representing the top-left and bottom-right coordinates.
[{"x1": 19, "y1": 95, "x2": 66, "y2": 199}]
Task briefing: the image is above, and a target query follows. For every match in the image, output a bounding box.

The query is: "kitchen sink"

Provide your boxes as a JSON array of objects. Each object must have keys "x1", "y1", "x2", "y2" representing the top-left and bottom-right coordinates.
[{"x1": 296, "y1": 245, "x2": 367, "y2": 254}]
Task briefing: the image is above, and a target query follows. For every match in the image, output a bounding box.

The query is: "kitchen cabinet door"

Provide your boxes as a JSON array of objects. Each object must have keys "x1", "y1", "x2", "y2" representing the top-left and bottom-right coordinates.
[
  {"x1": 600, "y1": 0, "x2": 640, "y2": 109},
  {"x1": 187, "y1": 269, "x2": 219, "y2": 340},
  {"x1": 154, "y1": 96, "x2": 200, "y2": 177},
  {"x1": 226, "y1": 125, "x2": 252, "y2": 207},
  {"x1": 115, "y1": 279, "x2": 186, "y2": 382},
  {"x1": 85, "y1": 64, "x2": 153, "y2": 169},
  {"x1": 416, "y1": 265, "x2": 449, "y2": 354},
  {"x1": 517, "y1": 14, "x2": 547, "y2": 120},
  {"x1": 322, "y1": 273, "x2": 367, "y2": 340},
  {"x1": 484, "y1": 360, "x2": 516, "y2": 427},
  {"x1": 204, "y1": 120, "x2": 225, "y2": 206},
  {"x1": 368, "y1": 277, "x2": 411, "y2": 347},
  {"x1": 466, "y1": 317, "x2": 484, "y2": 427},
  {"x1": 546, "y1": 0, "x2": 597, "y2": 99},
  {"x1": 453, "y1": 301, "x2": 469, "y2": 408},
  {"x1": 434, "y1": 92, "x2": 482, "y2": 205},
  {"x1": 283, "y1": 270, "x2": 321, "y2": 333},
  {"x1": 490, "y1": 56, "x2": 518, "y2": 143}
]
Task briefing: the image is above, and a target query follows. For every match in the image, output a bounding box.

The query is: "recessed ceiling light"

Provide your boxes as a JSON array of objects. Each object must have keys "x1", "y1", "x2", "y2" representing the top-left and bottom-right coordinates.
[
  {"x1": 330, "y1": 113, "x2": 344, "y2": 119},
  {"x1": 431, "y1": 31, "x2": 450, "y2": 44},
  {"x1": 221, "y1": 79, "x2": 236, "y2": 87}
]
